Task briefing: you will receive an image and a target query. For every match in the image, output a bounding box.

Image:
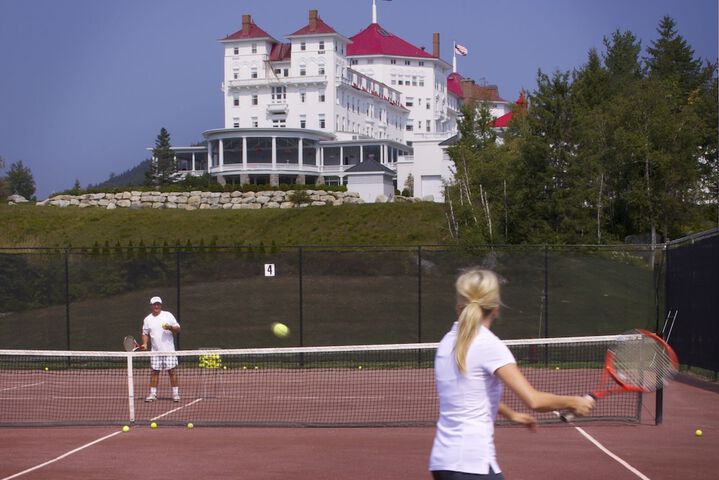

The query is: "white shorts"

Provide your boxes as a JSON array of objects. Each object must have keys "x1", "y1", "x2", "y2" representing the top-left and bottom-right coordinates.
[{"x1": 150, "y1": 354, "x2": 178, "y2": 371}]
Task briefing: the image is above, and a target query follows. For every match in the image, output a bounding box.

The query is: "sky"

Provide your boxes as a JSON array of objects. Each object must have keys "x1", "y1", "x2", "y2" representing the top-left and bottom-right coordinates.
[{"x1": 0, "y1": 0, "x2": 716, "y2": 200}]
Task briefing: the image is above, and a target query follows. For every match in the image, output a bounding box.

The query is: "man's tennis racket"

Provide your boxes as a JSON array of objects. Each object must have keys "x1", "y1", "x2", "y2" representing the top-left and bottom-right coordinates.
[
  {"x1": 560, "y1": 329, "x2": 679, "y2": 422},
  {"x1": 123, "y1": 335, "x2": 145, "y2": 352}
]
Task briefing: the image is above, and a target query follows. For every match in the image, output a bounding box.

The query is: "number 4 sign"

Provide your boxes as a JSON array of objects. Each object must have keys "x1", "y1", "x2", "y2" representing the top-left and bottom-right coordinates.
[{"x1": 264, "y1": 264, "x2": 276, "y2": 277}]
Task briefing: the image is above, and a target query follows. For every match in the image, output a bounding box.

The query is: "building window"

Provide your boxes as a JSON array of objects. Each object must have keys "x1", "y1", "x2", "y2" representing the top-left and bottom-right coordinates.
[
  {"x1": 419, "y1": 77, "x2": 425, "y2": 87},
  {"x1": 300, "y1": 115, "x2": 306, "y2": 129},
  {"x1": 252, "y1": 117, "x2": 258, "y2": 128},
  {"x1": 251, "y1": 67, "x2": 258, "y2": 78},
  {"x1": 233, "y1": 47, "x2": 239, "y2": 55},
  {"x1": 318, "y1": 40, "x2": 325, "y2": 52},
  {"x1": 283, "y1": 68, "x2": 289, "y2": 77},
  {"x1": 318, "y1": 64, "x2": 325, "y2": 75},
  {"x1": 404, "y1": 60, "x2": 411, "y2": 65},
  {"x1": 350, "y1": 59, "x2": 358, "y2": 65},
  {"x1": 405, "y1": 97, "x2": 414, "y2": 107},
  {"x1": 390, "y1": 59, "x2": 396, "y2": 65},
  {"x1": 419, "y1": 61, "x2": 424, "y2": 66},
  {"x1": 271, "y1": 86, "x2": 286, "y2": 102},
  {"x1": 406, "y1": 120, "x2": 414, "y2": 131},
  {"x1": 252, "y1": 94, "x2": 258, "y2": 105},
  {"x1": 412, "y1": 76, "x2": 417, "y2": 86},
  {"x1": 319, "y1": 115, "x2": 326, "y2": 129},
  {"x1": 319, "y1": 91, "x2": 325, "y2": 102},
  {"x1": 426, "y1": 98, "x2": 431, "y2": 109},
  {"x1": 426, "y1": 122, "x2": 431, "y2": 132},
  {"x1": 233, "y1": 117, "x2": 239, "y2": 128},
  {"x1": 366, "y1": 59, "x2": 373, "y2": 64},
  {"x1": 274, "y1": 68, "x2": 281, "y2": 76},
  {"x1": 300, "y1": 41, "x2": 306, "y2": 51},
  {"x1": 300, "y1": 91, "x2": 306, "y2": 103},
  {"x1": 251, "y1": 43, "x2": 257, "y2": 54},
  {"x1": 233, "y1": 97, "x2": 239, "y2": 106},
  {"x1": 300, "y1": 64, "x2": 306, "y2": 76},
  {"x1": 272, "y1": 119, "x2": 286, "y2": 128}
]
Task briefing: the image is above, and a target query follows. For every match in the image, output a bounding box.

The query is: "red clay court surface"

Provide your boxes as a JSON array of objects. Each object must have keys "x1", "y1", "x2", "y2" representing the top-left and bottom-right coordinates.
[{"x1": 0, "y1": 376, "x2": 716, "y2": 480}]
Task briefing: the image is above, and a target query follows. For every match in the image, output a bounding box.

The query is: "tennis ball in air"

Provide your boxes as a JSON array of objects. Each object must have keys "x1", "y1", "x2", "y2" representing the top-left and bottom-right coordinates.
[
  {"x1": 122, "y1": 425, "x2": 130, "y2": 432},
  {"x1": 358, "y1": 365, "x2": 363, "y2": 370},
  {"x1": 187, "y1": 422, "x2": 194, "y2": 429},
  {"x1": 150, "y1": 422, "x2": 158, "y2": 429},
  {"x1": 44, "y1": 367, "x2": 49, "y2": 371},
  {"x1": 271, "y1": 322, "x2": 290, "y2": 338},
  {"x1": 695, "y1": 429, "x2": 703, "y2": 437},
  {"x1": 555, "y1": 367, "x2": 560, "y2": 370}
]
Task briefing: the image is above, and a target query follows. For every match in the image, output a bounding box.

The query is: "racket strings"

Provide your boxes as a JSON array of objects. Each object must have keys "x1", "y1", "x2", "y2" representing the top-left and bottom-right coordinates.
[{"x1": 610, "y1": 338, "x2": 677, "y2": 390}]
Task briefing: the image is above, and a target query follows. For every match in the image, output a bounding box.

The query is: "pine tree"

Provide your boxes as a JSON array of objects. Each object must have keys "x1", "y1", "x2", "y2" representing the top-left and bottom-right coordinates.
[
  {"x1": 146, "y1": 127, "x2": 176, "y2": 187},
  {"x1": 6, "y1": 160, "x2": 36, "y2": 199}
]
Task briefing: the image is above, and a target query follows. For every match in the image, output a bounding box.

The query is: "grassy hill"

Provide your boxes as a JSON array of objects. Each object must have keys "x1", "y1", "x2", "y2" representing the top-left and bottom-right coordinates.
[{"x1": 0, "y1": 201, "x2": 449, "y2": 248}]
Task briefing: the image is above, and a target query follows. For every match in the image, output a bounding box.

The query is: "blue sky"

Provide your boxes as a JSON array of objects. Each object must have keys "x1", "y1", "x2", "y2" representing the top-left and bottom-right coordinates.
[{"x1": 0, "y1": 0, "x2": 716, "y2": 199}]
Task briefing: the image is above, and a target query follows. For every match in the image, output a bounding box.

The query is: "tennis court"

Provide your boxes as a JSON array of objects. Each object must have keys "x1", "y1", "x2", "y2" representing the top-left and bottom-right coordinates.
[
  {"x1": 0, "y1": 337, "x2": 717, "y2": 479},
  {"x1": 0, "y1": 377, "x2": 716, "y2": 479}
]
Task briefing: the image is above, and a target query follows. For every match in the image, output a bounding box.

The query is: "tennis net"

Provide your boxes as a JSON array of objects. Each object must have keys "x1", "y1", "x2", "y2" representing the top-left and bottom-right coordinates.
[{"x1": 0, "y1": 335, "x2": 643, "y2": 427}]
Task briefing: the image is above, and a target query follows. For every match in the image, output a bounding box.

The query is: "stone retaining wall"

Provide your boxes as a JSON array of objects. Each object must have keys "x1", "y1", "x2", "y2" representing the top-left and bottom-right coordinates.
[{"x1": 34, "y1": 190, "x2": 363, "y2": 210}]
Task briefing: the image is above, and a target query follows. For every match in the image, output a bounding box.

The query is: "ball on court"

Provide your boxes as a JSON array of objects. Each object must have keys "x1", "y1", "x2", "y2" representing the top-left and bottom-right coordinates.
[
  {"x1": 695, "y1": 429, "x2": 703, "y2": 437},
  {"x1": 150, "y1": 422, "x2": 157, "y2": 429},
  {"x1": 271, "y1": 322, "x2": 290, "y2": 338},
  {"x1": 122, "y1": 425, "x2": 130, "y2": 432},
  {"x1": 44, "y1": 367, "x2": 49, "y2": 371},
  {"x1": 187, "y1": 422, "x2": 194, "y2": 429},
  {"x1": 358, "y1": 365, "x2": 363, "y2": 370},
  {"x1": 555, "y1": 366, "x2": 560, "y2": 370}
]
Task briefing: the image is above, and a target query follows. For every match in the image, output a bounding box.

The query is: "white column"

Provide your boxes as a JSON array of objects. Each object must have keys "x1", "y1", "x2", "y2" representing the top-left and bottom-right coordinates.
[
  {"x1": 219, "y1": 140, "x2": 225, "y2": 169},
  {"x1": 298, "y1": 138, "x2": 303, "y2": 168},
  {"x1": 359, "y1": 145, "x2": 364, "y2": 163},
  {"x1": 271, "y1": 137, "x2": 277, "y2": 169},
  {"x1": 207, "y1": 142, "x2": 213, "y2": 168},
  {"x1": 242, "y1": 137, "x2": 248, "y2": 169},
  {"x1": 191, "y1": 152, "x2": 196, "y2": 172}
]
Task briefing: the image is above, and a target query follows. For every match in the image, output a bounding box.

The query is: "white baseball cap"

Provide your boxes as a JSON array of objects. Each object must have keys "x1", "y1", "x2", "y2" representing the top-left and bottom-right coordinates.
[{"x1": 150, "y1": 296, "x2": 162, "y2": 305}]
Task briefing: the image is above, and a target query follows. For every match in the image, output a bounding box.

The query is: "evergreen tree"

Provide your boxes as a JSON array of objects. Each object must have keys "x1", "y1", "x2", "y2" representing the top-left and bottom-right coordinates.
[
  {"x1": 146, "y1": 127, "x2": 176, "y2": 186},
  {"x1": 6, "y1": 160, "x2": 36, "y2": 199},
  {"x1": 645, "y1": 16, "x2": 704, "y2": 99}
]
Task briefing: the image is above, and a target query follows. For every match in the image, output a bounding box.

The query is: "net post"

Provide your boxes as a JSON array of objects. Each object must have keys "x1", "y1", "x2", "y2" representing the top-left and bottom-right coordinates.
[
  {"x1": 126, "y1": 353, "x2": 135, "y2": 423},
  {"x1": 64, "y1": 248, "x2": 71, "y2": 351}
]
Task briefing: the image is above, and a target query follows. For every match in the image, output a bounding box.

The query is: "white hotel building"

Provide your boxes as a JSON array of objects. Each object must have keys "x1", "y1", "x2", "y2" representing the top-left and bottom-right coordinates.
[{"x1": 170, "y1": 5, "x2": 513, "y2": 202}]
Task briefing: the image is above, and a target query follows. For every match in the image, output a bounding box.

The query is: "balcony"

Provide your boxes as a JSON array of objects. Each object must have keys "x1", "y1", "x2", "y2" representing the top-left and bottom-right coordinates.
[
  {"x1": 267, "y1": 103, "x2": 288, "y2": 114},
  {"x1": 226, "y1": 75, "x2": 327, "y2": 89}
]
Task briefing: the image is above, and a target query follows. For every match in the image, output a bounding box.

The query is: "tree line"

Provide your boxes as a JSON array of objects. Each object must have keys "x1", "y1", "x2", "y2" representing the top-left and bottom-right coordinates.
[{"x1": 446, "y1": 17, "x2": 718, "y2": 246}]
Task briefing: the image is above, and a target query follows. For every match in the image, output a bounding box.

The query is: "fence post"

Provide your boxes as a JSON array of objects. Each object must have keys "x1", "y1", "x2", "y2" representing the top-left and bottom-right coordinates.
[
  {"x1": 176, "y1": 249, "x2": 181, "y2": 350},
  {"x1": 65, "y1": 248, "x2": 71, "y2": 350},
  {"x1": 299, "y1": 246, "x2": 304, "y2": 348},
  {"x1": 417, "y1": 245, "x2": 422, "y2": 343}
]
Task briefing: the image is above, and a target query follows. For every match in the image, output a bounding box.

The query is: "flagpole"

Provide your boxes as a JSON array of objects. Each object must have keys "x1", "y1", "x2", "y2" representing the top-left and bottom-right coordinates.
[{"x1": 452, "y1": 41, "x2": 457, "y2": 73}]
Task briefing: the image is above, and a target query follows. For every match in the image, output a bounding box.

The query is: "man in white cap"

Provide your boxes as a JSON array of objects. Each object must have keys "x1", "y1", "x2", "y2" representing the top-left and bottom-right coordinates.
[{"x1": 141, "y1": 296, "x2": 181, "y2": 402}]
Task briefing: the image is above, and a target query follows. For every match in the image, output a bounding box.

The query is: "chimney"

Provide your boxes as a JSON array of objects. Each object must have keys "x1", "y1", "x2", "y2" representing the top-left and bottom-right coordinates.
[
  {"x1": 242, "y1": 14, "x2": 251, "y2": 35},
  {"x1": 432, "y1": 32, "x2": 440, "y2": 58},
  {"x1": 309, "y1": 10, "x2": 318, "y2": 32}
]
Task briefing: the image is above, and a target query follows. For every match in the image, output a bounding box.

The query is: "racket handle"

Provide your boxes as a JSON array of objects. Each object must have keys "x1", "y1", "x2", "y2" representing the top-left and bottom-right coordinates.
[{"x1": 559, "y1": 393, "x2": 596, "y2": 423}]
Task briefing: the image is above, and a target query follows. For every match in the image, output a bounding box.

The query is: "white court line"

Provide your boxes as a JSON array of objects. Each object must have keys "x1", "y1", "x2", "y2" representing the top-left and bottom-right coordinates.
[
  {"x1": 150, "y1": 398, "x2": 203, "y2": 421},
  {"x1": 1, "y1": 399, "x2": 204, "y2": 479},
  {"x1": 0, "y1": 431, "x2": 122, "y2": 480},
  {"x1": 0, "y1": 382, "x2": 45, "y2": 392},
  {"x1": 574, "y1": 426, "x2": 651, "y2": 480}
]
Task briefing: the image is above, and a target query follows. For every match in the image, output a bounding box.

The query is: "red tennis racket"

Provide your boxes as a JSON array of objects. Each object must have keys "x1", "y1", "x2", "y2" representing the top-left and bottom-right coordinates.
[
  {"x1": 560, "y1": 329, "x2": 679, "y2": 422},
  {"x1": 123, "y1": 335, "x2": 145, "y2": 352}
]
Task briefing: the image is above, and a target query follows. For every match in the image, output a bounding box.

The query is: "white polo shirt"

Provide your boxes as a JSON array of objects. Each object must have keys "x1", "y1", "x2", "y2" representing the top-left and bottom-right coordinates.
[
  {"x1": 142, "y1": 310, "x2": 179, "y2": 352},
  {"x1": 429, "y1": 322, "x2": 516, "y2": 475}
]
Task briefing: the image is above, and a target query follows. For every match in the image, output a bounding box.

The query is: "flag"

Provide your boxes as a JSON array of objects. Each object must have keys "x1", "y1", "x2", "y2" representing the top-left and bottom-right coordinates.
[{"x1": 454, "y1": 43, "x2": 468, "y2": 56}]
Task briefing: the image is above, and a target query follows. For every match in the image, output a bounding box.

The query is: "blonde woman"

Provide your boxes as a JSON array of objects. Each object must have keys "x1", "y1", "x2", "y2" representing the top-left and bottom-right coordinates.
[{"x1": 429, "y1": 269, "x2": 595, "y2": 479}]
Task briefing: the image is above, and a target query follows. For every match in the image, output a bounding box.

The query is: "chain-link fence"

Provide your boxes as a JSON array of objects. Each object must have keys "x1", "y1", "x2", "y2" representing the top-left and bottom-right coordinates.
[{"x1": 0, "y1": 244, "x2": 662, "y2": 351}]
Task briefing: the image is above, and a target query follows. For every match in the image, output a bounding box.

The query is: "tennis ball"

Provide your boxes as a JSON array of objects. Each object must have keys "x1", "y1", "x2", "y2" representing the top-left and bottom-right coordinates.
[
  {"x1": 223, "y1": 366, "x2": 227, "y2": 370},
  {"x1": 555, "y1": 367, "x2": 560, "y2": 370},
  {"x1": 187, "y1": 422, "x2": 194, "y2": 429},
  {"x1": 695, "y1": 429, "x2": 703, "y2": 437},
  {"x1": 271, "y1": 322, "x2": 290, "y2": 338},
  {"x1": 150, "y1": 422, "x2": 157, "y2": 429},
  {"x1": 44, "y1": 367, "x2": 49, "y2": 371},
  {"x1": 122, "y1": 425, "x2": 130, "y2": 432},
  {"x1": 358, "y1": 365, "x2": 363, "y2": 370}
]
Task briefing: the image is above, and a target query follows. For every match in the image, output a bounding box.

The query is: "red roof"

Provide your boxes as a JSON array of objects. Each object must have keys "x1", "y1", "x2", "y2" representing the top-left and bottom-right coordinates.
[
  {"x1": 290, "y1": 17, "x2": 340, "y2": 36},
  {"x1": 447, "y1": 72, "x2": 464, "y2": 98},
  {"x1": 492, "y1": 112, "x2": 512, "y2": 128},
  {"x1": 348, "y1": 23, "x2": 434, "y2": 58},
  {"x1": 224, "y1": 19, "x2": 274, "y2": 41},
  {"x1": 269, "y1": 43, "x2": 292, "y2": 61}
]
